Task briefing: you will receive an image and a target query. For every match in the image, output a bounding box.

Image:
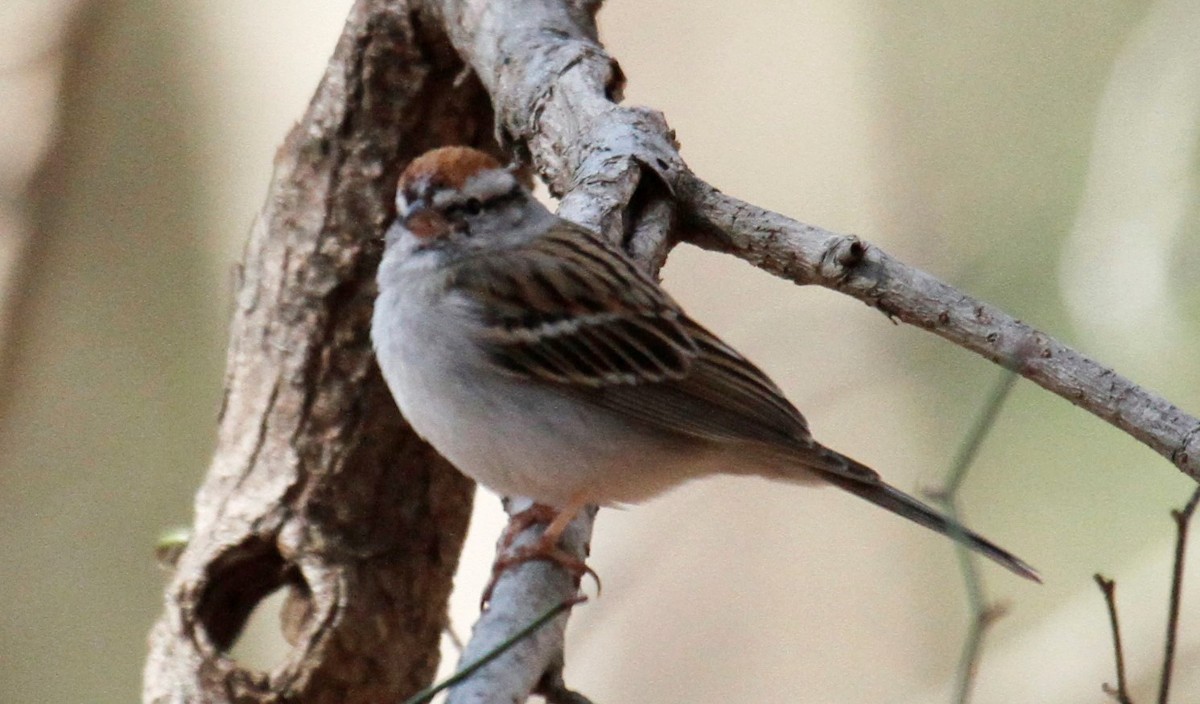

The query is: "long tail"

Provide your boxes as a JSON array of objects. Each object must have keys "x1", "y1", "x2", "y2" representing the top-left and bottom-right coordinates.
[{"x1": 796, "y1": 447, "x2": 1041, "y2": 583}]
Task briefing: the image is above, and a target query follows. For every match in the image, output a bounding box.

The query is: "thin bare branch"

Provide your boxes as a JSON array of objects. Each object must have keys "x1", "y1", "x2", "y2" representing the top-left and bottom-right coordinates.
[
  {"x1": 439, "y1": 0, "x2": 1200, "y2": 485},
  {"x1": 1092, "y1": 486, "x2": 1200, "y2": 704},
  {"x1": 1095, "y1": 574, "x2": 1135, "y2": 704},
  {"x1": 446, "y1": 500, "x2": 597, "y2": 702},
  {"x1": 677, "y1": 174, "x2": 1200, "y2": 482},
  {"x1": 1160, "y1": 486, "x2": 1200, "y2": 703}
]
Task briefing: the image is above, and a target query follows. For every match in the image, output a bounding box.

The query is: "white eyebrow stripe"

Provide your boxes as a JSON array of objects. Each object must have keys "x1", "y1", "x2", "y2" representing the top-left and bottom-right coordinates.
[
  {"x1": 425, "y1": 170, "x2": 519, "y2": 211},
  {"x1": 464, "y1": 169, "x2": 517, "y2": 200}
]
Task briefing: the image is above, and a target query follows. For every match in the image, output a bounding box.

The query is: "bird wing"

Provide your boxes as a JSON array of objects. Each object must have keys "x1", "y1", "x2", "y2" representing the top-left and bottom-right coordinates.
[
  {"x1": 460, "y1": 228, "x2": 698, "y2": 387},
  {"x1": 455, "y1": 225, "x2": 826, "y2": 451}
]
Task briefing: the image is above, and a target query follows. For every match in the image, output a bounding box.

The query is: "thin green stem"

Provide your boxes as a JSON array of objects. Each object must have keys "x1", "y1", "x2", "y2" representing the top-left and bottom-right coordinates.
[
  {"x1": 943, "y1": 370, "x2": 1019, "y2": 498},
  {"x1": 937, "y1": 368, "x2": 1019, "y2": 704},
  {"x1": 402, "y1": 597, "x2": 585, "y2": 704}
]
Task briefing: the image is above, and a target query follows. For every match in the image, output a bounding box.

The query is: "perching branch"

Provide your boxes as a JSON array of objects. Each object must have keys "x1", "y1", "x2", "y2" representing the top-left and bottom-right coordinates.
[
  {"x1": 427, "y1": 2, "x2": 679, "y2": 700},
  {"x1": 401, "y1": 596, "x2": 587, "y2": 704}
]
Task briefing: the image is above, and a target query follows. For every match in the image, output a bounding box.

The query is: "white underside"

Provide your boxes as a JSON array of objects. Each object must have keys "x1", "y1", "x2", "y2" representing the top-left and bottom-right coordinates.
[{"x1": 372, "y1": 256, "x2": 725, "y2": 508}]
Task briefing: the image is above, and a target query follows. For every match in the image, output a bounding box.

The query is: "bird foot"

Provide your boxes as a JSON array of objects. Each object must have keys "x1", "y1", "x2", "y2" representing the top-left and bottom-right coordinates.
[
  {"x1": 495, "y1": 503, "x2": 561, "y2": 553},
  {"x1": 481, "y1": 503, "x2": 600, "y2": 609}
]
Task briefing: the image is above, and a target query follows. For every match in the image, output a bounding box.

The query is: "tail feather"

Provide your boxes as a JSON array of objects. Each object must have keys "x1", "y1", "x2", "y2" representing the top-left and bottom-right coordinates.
[
  {"x1": 778, "y1": 444, "x2": 1041, "y2": 582},
  {"x1": 752, "y1": 439, "x2": 1039, "y2": 581},
  {"x1": 821, "y1": 471, "x2": 1040, "y2": 582}
]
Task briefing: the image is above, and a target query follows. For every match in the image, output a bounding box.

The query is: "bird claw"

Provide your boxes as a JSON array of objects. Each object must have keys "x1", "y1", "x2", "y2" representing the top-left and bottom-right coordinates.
[
  {"x1": 495, "y1": 503, "x2": 561, "y2": 553},
  {"x1": 480, "y1": 505, "x2": 600, "y2": 609}
]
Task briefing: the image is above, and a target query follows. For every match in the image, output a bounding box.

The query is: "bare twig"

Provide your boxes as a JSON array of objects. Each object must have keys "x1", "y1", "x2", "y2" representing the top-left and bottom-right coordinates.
[
  {"x1": 1159, "y1": 486, "x2": 1200, "y2": 703},
  {"x1": 1095, "y1": 574, "x2": 1134, "y2": 704},
  {"x1": 1094, "y1": 486, "x2": 1200, "y2": 704},
  {"x1": 942, "y1": 371, "x2": 1021, "y2": 499},
  {"x1": 929, "y1": 369, "x2": 1018, "y2": 704},
  {"x1": 677, "y1": 175, "x2": 1200, "y2": 482}
]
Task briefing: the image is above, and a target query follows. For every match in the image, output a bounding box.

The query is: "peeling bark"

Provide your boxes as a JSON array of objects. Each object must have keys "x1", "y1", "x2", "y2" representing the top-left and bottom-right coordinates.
[{"x1": 144, "y1": 2, "x2": 497, "y2": 701}]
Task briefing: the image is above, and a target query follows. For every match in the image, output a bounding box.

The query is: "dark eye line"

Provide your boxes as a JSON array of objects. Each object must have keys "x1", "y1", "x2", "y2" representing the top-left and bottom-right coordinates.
[{"x1": 442, "y1": 184, "x2": 523, "y2": 218}]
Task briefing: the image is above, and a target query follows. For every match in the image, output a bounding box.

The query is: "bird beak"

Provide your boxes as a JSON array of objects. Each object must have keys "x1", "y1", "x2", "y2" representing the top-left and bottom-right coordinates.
[
  {"x1": 402, "y1": 201, "x2": 449, "y2": 240},
  {"x1": 398, "y1": 194, "x2": 427, "y2": 218}
]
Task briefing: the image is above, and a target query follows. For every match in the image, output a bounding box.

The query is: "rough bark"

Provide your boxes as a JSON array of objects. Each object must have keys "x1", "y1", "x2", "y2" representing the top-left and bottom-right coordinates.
[
  {"x1": 143, "y1": 2, "x2": 497, "y2": 701},
  {"x1": 412, "y1": 3, "x2": 681, "y2": 700}
]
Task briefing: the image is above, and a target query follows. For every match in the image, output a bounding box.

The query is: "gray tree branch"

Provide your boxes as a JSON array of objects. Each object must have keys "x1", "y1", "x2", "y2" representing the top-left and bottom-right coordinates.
[{"x1": 677, "y1": 173, "x2": 1200, "y2": 479}]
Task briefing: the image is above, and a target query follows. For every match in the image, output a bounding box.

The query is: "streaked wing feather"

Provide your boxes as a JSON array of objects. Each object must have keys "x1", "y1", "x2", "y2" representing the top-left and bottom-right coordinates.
[
  {"x1": 463, "y1": 226, "x2": 698, "y2": 387},
  {"x1": 456, "y1": 224, "x2": 878, "y2": 485}
]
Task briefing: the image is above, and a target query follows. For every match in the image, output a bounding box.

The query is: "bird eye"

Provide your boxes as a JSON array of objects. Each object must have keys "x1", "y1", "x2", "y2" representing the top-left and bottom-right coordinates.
[{"x1": 463, "y1": 197, "x2": 482, "y2": 215}]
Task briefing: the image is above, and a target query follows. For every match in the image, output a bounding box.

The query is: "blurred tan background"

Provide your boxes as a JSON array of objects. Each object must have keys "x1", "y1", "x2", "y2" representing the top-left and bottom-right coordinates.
[{"x1": 1, "y1": 1, "x2": 1198, "y2": 702}]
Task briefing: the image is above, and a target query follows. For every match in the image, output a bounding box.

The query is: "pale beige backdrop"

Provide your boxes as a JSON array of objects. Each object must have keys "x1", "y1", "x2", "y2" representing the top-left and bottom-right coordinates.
[{"x1": 1, "y1": 1, "x2": 1197, "y2": 702}]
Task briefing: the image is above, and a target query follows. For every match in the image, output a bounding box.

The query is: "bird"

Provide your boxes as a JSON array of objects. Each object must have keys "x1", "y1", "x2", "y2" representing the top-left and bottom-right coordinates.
[{"x1": 370, "y1": 145, "x2": 1039, "y2": 587}]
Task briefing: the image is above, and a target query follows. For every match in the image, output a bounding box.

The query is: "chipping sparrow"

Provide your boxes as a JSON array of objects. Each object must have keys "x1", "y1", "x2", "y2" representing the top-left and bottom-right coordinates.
[{"x1": 371, "y1": 146, "x2": 1038, "y2": 582}]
